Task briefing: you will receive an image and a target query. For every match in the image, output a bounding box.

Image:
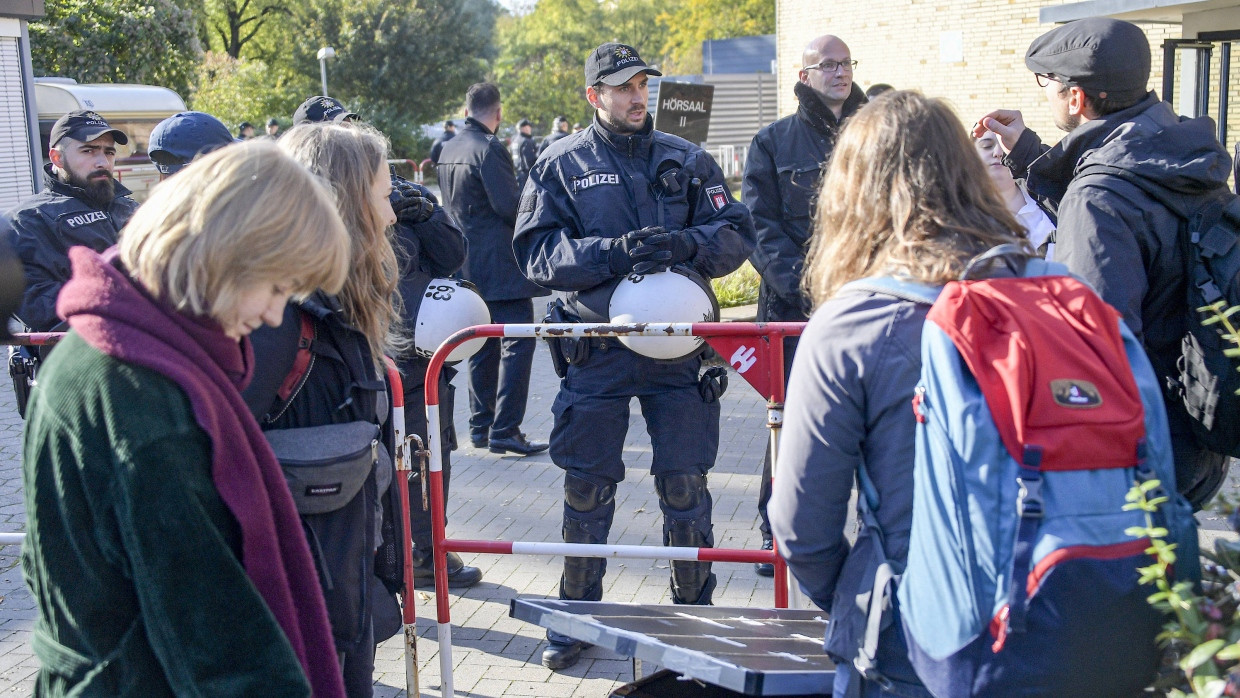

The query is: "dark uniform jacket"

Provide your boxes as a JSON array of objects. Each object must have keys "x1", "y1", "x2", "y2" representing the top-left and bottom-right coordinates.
[
  {"x1": 1005, "y1": 92, "x2": 1233, "y2": 500},
  {"x1": 428, "y1": 130, "x2": 454, "y2": 164},
  {"x1": 743, "y1": 82, "x2": 866, "y2": 322},
  {"x1": 538, "y1": 128, "x2": 569, "y2": 156},
  {"x1": 5, "y1": 164, "x2": 138, "y2": 330},
  {"x1": 513, "y1": 115, "x2": 754, "y2": 317},
  {"x1": 437, "y1": 117, "x2": 547, "y2": 302},
  {"x1": 512, "y1": 133, "x2": 538, "y2": 187}
]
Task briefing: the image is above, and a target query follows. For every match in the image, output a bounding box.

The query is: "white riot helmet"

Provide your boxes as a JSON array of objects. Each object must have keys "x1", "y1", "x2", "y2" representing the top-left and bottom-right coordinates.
[
  {"x1": 413, "y1": 278, "x2": 490, "y2": 362},
  {"x1": 609, "y1": 266, "x2": 719, "y2": 361}
]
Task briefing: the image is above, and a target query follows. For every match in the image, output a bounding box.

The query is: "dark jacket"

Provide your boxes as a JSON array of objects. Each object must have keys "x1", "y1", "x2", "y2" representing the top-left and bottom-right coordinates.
[
  {"x1": 437, "y1": 117, "x2": 547, "y2": 301},
  {"x1": 743, "y1": 82, "x2": 866, "y2": 321},
  {"x1": 770, "y1": 288, "x2": 927, "y2": 684},
  {"x1": 512, "y1": 132, "x2": 538, "y2": 187},
  {"x1": 23, "y1": 333, "x2": 311, "y2": 697},
  {"x1": 1006, "y1": 92, "x2": 1233, "y2": 495},
  {"x1": 428, "y1": 130, "x2": 454, "y2": 165},
  {"x1": 5, "y1": 164, "x2": 138, "y2": 330},
  {"x1": 538, "y1": 128, "x2": 569, "y2": 156},
  {"x1": 389, "y1": 179, "x2": 467, "y2": 382},
  {"x1": 513, "y1": 115, "x2": 754, "y2": 318}
]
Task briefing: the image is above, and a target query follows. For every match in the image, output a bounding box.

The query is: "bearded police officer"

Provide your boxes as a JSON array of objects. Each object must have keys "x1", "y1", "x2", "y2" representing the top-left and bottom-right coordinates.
[
  {"x1": 513, "y1": 41, "x2": 755, "y2": 671},
  {"x1": 743, "y1": 34, "x2": 866, "y2": 576},
  {"x1": 5, "y1": 110, "x2": 139, "y2": 332}
]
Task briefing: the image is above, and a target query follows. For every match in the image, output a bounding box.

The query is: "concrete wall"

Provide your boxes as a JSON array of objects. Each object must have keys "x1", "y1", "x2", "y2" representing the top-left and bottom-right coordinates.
[{"x1": 774, "y1": 0, "x2": 1217, "y2": 149}]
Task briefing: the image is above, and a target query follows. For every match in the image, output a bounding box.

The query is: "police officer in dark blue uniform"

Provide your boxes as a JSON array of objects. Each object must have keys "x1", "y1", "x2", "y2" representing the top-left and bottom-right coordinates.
[
  {"x1": 742, "y1": 34, "x2": 865, "y2": 576},
  {"x1": 513, "y1": 41, "x2": 755, "y2": 671}
]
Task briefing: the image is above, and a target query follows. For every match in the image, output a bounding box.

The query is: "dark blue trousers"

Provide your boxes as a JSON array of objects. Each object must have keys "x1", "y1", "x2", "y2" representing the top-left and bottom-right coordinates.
[{"x1": 467, "y1": 298, "x2": 535, "y2": 443}]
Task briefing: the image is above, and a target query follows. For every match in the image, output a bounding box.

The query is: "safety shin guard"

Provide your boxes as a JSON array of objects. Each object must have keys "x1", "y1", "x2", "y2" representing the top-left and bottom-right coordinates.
[
  {"x1": 560, "y1": 471, "x2": 617, "y2": 602},
  {"x1": 656, "y1": 472, "x2": 716, "y2": 605}
]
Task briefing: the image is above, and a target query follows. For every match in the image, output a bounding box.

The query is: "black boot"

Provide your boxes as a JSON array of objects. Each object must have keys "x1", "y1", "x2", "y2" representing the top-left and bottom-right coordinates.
[
  {"x1": 542, "y1": 630, "x2": 591, "y2": 670},
  {"x1": 412, "y1": 551, "x2": 483, "y2": 589},
  {"x1": 754, "y1": 538, "x2": 775, "y2": 577}
]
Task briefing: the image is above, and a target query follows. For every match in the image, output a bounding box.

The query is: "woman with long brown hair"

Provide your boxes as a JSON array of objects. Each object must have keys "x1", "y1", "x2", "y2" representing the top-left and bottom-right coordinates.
[
  {"x1": 769, "y1": 91, "x2": 1029, "y2": 698},
  {"x1": 242, "y1": 122, "x2": 405, "y2": 698}
]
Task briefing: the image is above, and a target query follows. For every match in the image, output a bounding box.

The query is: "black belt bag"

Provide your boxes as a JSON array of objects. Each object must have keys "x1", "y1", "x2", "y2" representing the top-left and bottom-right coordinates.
[
  {"x1": 544, "y1": 298, "x2": 591, "y2": 378},
  {"x1": 265, "y1": 421, "x2": 391, "y2": 515}
]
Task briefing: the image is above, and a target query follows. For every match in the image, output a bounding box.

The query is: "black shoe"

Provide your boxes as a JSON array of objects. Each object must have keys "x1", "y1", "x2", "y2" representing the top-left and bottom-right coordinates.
[
  {"x1": 413, "y1": 551, "x2": 483, "y2": 589},
  {"x1": 470, "y1": 437, "x2": 488, "y2": 449},
  {"x1": 541, "y1": 638, "x2": 590, "y2": 670},
  {"x1": 489, "y1": 433, "x2": 549, "y2": 456},
  {"x1": 755, "y1": 538, "x2": 774, "y2": 577}
]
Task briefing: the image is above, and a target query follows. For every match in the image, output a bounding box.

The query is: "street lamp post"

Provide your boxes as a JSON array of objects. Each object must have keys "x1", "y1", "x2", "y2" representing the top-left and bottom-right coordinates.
[{"x1": 317, "y1": 46, "x2": 336, "y2": 97}]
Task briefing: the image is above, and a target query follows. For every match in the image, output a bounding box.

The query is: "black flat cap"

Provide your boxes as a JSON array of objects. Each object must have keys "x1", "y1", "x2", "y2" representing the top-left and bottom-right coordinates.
[
  {"x1": 1026, "y1": 18, "x2": 1150, "y2": 96},
  {"x1": 586, "y1": 42, "x2": 662, "y2": 87}
]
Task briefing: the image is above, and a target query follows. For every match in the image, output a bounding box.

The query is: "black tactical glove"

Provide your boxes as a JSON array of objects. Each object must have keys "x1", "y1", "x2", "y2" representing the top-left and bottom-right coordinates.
[
  {"x1": 608, "y1": 226, "x2": 666, "y2": 275},
  {"x1": 391, "y1": 181, "x2": 435, "y2": 226},
  {"x1": 630, "y1": 230, "x2": 698, "y2": 275}
]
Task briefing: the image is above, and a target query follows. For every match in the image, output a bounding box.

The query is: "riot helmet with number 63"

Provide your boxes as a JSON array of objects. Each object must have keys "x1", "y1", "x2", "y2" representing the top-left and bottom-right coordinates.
[{"x1": 414, "y1": 278, "x2": 490, "y2": 362}]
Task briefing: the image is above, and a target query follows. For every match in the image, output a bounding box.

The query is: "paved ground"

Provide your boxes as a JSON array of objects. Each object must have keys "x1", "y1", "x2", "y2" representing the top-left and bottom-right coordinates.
[{"x1": 1, "y1": 332, "x2": 1237, "y2": 697}]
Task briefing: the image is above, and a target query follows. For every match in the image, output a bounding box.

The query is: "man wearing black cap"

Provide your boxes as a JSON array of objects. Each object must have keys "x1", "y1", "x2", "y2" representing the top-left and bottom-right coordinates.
[
  {"x1": 513, "y1": 42, "x2": 755, "y2": 670},
  {"x1": 438, "y1": 82, "x2": 550, "y2": 458},
  {"x1": 511, "y1": 118, "x2": 538, "y2": 188},
  {"x1": 537, "y1": 115, "x2": 570, "y2": 156},
  {"x1": 148, "y1": 111, "x2": 237, "y2": 181},
  {"x1": 429, "y1": 120, "x2": 455, "y2": 165},
  {"x1": 293, "y1": 95, "x2": 359, "y2": 125},
  {"x1": 265, "y1": 117, "x2": 281, "y2": 138},
  {"x1": 3, "y1": 110, "x2": 139, "y2": 332},
  {"x1": 743, "y1": 34, "x2": 866, "y2": 576},
  {"x1": 975, "y1": 17, "x2": 1233, "y2": 509},
  {"x1": 237, "y1": 121, "x2": 254, "y2": 140}
]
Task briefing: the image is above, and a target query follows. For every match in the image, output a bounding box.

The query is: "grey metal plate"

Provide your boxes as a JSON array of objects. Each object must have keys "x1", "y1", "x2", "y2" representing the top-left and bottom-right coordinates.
[{"x1": 510, "y1": 599, "x2": 835, "y2": 696}]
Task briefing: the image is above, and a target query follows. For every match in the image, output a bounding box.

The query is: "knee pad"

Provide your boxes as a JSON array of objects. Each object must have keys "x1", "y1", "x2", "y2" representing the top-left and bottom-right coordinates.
[
  {"x1": 560, "y1": 472, "x2": 615, "y2": 601},
  {"x1": 565, "y1": 471, "x2": 616, "y2": 513}
]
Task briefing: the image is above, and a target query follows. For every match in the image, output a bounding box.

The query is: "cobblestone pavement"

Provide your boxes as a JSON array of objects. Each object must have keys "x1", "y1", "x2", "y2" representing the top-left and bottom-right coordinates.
[{"x1": 0, "y1": 338, "x2": 1236, "y2": 697}]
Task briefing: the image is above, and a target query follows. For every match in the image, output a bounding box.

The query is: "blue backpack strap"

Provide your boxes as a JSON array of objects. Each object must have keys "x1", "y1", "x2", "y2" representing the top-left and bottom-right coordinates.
[
  {"x1": 1008, "y1": 445, "x2": 1045, "y2": 634},
  {"x1": 838, "y1": 276, "x2": 941, "y2": 305}
]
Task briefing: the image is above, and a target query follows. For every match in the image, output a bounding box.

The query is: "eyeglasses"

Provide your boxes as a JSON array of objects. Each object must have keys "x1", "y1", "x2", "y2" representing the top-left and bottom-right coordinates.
[
  {"x1": 803, "y1": 59, "x2": 858, "y2": 74},
  {"x1": 1034, "y1": 73, "x2": 1059, "y2": 88}
]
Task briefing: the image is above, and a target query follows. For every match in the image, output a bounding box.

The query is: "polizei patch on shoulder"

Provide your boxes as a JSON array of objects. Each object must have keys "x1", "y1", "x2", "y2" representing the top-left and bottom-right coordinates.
[
  {"x1": 705, "y1": 184, "x2": 728, "y2": 211},
  {"x1": 572, "y1": 171, "x2": 620, "y2": 192}
]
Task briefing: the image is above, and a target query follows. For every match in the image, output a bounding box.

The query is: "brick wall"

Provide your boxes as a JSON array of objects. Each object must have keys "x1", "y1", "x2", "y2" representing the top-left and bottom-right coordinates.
[{"x1": 773, "y1": 0, "x2": 1231, "y2": 152}]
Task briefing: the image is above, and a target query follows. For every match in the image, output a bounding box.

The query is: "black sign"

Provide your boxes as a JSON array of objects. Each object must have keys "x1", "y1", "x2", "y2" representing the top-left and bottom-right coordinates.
[{"x1": 654, "y1": 81, "x2": 714, "y2": 145}]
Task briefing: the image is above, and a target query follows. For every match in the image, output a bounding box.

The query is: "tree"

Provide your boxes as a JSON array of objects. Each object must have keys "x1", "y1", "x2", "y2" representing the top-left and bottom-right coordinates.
[
  {"x1": 205, "y1": 0, "x2": 290, "y2": 59},
  {"x1": 286, "y1": 0, "x2": 498, "y2": 157},
  {"x1": 657, "y1": 0, "x2": 774, "y2": 74},
  {"x1": 29, "y1": 0, "x2": 204, "y2": 98},
  {"x1": 188, "y1": 52, "x2": 302, "y2": 133}
]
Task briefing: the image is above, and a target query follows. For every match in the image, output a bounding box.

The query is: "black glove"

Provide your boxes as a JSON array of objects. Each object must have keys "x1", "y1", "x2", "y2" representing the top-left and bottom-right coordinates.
[
  {"x1": 630, "y1": 230, "x2": 698, "y2": 275},
  {"x1": 608, "y1": 226, "x2": 665, "y2": 275},
  {"x1": 391, "y1": 181, "x2": 434, "y2": 226}
]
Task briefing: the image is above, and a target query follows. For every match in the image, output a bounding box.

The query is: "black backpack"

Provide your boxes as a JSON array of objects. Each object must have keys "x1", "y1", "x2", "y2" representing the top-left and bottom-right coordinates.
[{"x1": 1169, "y1": 191, "x2": 1240, "y2": 457}]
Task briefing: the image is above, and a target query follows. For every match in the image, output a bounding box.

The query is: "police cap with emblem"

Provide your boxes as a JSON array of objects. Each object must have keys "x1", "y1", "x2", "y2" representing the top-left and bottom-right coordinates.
[
  {"x1": 586, "y1": 42, "x2": 662, "y2": 87},
  {"x1": 1025, "y1": 18, "x2": 1150, "y2": 99},
  {"x1": 50, "y1": 110, "x2": 128, "y2": 148},
  {"x1": 293, "y1": 96, "x2": 359, "y2": 125}
]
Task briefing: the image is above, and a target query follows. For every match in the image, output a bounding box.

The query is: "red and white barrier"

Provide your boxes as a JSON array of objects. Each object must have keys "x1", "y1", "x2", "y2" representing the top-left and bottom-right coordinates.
[{"x1": 420, "y1": 321, "x2": 804, "y2": 696}]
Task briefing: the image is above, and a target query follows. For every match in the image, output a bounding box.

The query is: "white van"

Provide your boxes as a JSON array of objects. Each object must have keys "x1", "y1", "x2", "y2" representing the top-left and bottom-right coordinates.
[{"x1": 34, "y1": 79, "x2": 187, "y2": 201}]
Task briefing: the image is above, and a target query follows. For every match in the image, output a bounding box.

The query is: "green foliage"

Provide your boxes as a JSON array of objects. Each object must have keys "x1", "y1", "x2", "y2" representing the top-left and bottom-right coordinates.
[
  {"x1": 712, "y1": 260, "x2": 760, "y2": 309},
  {"x1": 657, "y1": 0, "x2": 774, "y2": 74},
  {"x1": 284, "y1": 0, "x2": 498, "y2": 158},
  {"x1": 30, "y1": 0, "x2": 204, "y2": 97},
  {"x1": 188, "y1": 51, "x2": 301, "y2": 134},
  {"x1": 1200, "y1": 300, "x2": 1240, "y2": 394},
  {"x1": 204, "y1": 0, "x2": 289, "y2": 60}
]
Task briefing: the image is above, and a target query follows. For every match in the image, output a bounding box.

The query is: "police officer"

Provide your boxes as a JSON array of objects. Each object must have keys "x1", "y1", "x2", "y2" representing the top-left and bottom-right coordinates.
[
  {"x1": 742, "y1": 34, "x2": 866, "y2": 576},
  {"x1": 148, "y1": 111, "x2": 237, "y2": 181},
  {"x1": 429, "y1": 120, "x2": 456, "y2": 165},
  {"x1": 537, "y1": 115, "x2": 570, "y2": 156},
  {"x1": 5, "y1": 110, "x2": 139, "y2": 332},
  {"x1": 513, "y1": 41, "x2": 755, "y2": 670},
  {"x1": 511, "y1": 118, "x2": 538, "y2": 188}
]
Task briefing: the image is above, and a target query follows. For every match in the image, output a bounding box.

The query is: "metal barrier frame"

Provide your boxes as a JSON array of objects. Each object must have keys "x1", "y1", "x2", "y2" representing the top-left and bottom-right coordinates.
[{"x1": 420, "y1": 321, "x2": 804, "y2": 696}]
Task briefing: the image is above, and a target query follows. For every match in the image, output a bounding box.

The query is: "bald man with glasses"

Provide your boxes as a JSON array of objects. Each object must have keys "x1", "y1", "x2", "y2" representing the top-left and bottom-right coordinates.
[{"x1": 741, "y1": 35, "x2": 867, "y2": 576}]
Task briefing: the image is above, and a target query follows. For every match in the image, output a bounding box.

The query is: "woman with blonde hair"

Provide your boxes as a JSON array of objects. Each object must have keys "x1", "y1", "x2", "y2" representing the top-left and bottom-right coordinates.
[
  {"x1": 769, "y1": 91, "x2": 1029, "y2": 698},
  {"x1": 243, "y1": 122, "x2": 404, "y2": 698},
  {"x1": 21, "y1": 140, "x2": 351, "y2": 697}
]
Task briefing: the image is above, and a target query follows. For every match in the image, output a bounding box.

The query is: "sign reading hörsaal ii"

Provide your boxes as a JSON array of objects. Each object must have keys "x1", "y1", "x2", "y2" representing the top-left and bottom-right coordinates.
[{"x1": 654, "y1": 82, "x2": 714, "y2": 145}]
